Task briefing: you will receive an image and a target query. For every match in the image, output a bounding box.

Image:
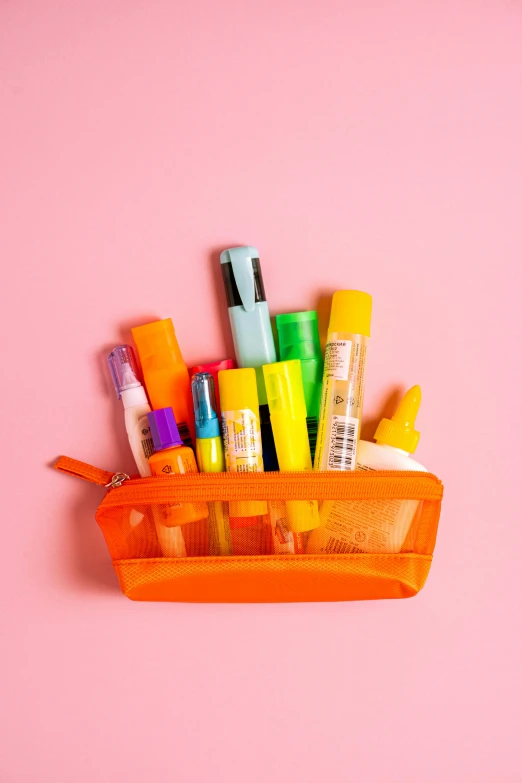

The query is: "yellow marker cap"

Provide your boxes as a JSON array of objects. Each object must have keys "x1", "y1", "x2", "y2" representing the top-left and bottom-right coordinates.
[
  {"x1": 374, "y1": 385, "x2": 421, "y2": 453},
  {"x1": 263, "y1": 359, "x2": 314, "y2": 477},
  {"x1": 263, "y1": 360, "x2": 307, "y2": 420},
  {"x1": 218, "y1": 368, "x2": 259, "y2": 413},
  {"x1": 328, "y1": 290, "x2": 372, "y2": 337}
]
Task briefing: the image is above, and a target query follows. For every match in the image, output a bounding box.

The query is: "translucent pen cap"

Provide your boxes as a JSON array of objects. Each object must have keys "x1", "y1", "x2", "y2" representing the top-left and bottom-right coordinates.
[
  {"x1": 107, "y1": 345, "x2": 143, "y2": 399},
  {"x1": 192, "y1": 372, "x2": 221, "y2": 440},
  {"x1": 131, "y1": 318, "x2": 185, "y2": 367},
  {"x1": 263, "y1": 360, "x2": 307, "y2": 420},
  {"x1": 189, "y1": 358, "x2": 235, "y2": 416},
  {"x1": 275, "y1": 311, "x2": 323, "y2": 418},
  {"x1": 276, "y1": 311, "x2": 321, "y2": 361}
]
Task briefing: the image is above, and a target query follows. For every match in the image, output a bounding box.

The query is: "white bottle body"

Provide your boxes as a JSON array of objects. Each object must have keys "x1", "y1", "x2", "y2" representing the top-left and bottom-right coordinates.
[
  {"x1": 306, "y1": 441, "x2": 427, "y2": 555},
  {"x1": 121, "y1": 387, "x2": 153, "y2": 477},
  {"x1": 357, "y1": 441, "x2": 427, "y2": 473}
]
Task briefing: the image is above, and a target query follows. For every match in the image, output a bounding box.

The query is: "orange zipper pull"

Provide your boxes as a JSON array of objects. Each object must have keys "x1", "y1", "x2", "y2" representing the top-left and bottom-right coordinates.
[{"x1": 54, "y1": 456, "x2": 128, "y2": 488}]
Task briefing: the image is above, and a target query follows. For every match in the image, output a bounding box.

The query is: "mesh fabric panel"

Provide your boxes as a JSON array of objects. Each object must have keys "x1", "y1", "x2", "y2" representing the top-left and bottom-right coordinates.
[{"x1": 93, "y1": 471, "x2": 443, "y2": 602}]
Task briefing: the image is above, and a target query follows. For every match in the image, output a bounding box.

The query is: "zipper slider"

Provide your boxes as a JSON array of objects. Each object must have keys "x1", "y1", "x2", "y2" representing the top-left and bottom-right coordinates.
[{"x1": 105, "y1": 472, "x2": 130, "y2": 489}]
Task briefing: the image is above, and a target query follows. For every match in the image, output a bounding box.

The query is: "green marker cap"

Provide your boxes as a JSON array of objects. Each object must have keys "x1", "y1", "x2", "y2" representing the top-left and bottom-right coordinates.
[{"x1": 275, "y1": 311, "x2": 323, "y2": 419}]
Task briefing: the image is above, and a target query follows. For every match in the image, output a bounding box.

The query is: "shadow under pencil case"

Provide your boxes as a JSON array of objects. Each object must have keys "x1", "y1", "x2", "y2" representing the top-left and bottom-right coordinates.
[{"x1": 55, "y1": 456, "x2": 443, "y2": 603}]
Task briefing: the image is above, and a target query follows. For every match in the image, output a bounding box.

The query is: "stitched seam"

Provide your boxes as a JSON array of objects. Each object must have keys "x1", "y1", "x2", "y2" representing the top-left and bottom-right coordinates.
[{"x1": 113, "y1": 554, "x2": 433, "y2": 565}]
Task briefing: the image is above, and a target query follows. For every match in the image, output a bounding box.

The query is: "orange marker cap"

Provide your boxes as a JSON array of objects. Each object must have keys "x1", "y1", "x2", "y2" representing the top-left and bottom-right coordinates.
[{"x1": 132, "y1": 318, "x2": 195, "y2": 445}]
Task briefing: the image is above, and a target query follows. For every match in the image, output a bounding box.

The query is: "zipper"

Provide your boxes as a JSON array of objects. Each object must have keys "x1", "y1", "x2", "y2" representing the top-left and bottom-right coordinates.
[
  {"x1": 109, "y1": 470, "x2": 442, "y2": 487},
  {"x1": 105, "y1": 472, "x2": 131, "y2": 489},
  {"x1": 55, "y1": 455, "x2": 443, "y2": 504}
]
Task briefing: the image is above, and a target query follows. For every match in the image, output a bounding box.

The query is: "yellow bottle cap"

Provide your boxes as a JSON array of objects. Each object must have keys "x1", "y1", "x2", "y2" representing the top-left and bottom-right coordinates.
[
  {"x1": 263, "y1": 360, "x2": 307, "y2": 420},
  {"x1": 218, "y1": 368, "x2": 259, "y2": 413},
  {"x1": 328, "y1": 290, "x2": 372, "y2": 337},
  {"x1": 374, "y1": 385, "x2": 421, "y2": 453}
]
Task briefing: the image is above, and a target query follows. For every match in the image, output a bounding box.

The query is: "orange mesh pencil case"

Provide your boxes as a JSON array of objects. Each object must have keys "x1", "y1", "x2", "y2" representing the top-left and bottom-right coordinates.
[{"x1": 56, "y1": 456, "x2": 443, "y2": 603}]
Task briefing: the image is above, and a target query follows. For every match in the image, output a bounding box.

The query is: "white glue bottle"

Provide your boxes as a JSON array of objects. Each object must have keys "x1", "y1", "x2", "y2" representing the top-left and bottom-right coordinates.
[
  {"x1": 108, "y1": 345, "x2": 154, "y2": 476},
  {"x1": 108, "y1": 344, "x2": 186, "y2": 555},
  {"x1": 307, "y1": 386, "x2": 427, "y2": 554}
]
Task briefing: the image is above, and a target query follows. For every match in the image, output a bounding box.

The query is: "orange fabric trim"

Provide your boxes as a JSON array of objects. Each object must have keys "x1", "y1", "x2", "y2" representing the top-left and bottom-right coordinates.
[
  {"x1": 100, "y1": 470, "x2": 443, "y2": 507},
  {"x1": 113, "y1": 553, "x2": 433, "y2": 602},
  {"x1": 54, "y1": 456, "x2": 114, "y2": 487}
]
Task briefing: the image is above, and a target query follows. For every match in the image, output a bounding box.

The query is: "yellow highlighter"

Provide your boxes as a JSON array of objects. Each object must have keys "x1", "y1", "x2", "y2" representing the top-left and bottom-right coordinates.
[
  {"x1": 263, "y1": 360, "x2": 320, "y2": 533},
  {"x1": 191, "y1": 372, "x2": 232, "y2": 556},
  {"x1": 218, "y1": 368, "x2": 268, "y2": 519}
]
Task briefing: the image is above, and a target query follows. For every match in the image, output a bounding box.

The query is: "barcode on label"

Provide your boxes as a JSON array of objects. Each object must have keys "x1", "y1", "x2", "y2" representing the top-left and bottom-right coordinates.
[
  {"x1": 141, "y1": 437, "x2": 155, "y2": 459},
  {"x1": 307, "y1": 416, "x2": 318, "y2": 461},
  {"x1": 177, "y1": 421, "x2": 193, "y2": 448},
  {"x1": 328, "y1": 417, "x2": 357, "y2": 471},
  {"x1": 326, "y1": 537, "x2": 363, "y2": 554}
]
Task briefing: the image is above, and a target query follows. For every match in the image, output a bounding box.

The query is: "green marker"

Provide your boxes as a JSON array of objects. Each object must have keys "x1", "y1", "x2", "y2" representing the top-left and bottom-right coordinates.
[{"x1": 275, "y1": 311, "x2": 324, "y2": 460}]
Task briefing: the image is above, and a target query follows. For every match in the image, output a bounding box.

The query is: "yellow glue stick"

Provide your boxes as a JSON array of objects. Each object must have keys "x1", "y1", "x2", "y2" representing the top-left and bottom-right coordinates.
[
  {"x1": 263, "y1": 360, "x2": 320, "y2": 533},
  {"x1": 314, "y1": 291, "x2": 372, "y2": 471},
  {"x1": 218, "y1": 368, "x2": 268, "y2": 518}
]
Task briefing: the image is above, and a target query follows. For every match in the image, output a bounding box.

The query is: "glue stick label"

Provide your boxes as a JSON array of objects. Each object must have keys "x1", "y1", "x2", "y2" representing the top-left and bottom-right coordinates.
[
  {"x1": 324, "y1": 340, "x2": 352, "y2": 381},
  {"x1": 314, "y1": 332, "x2": 367, "y2": 471},
  {"x1": 221, "y1": 409, "x2": 264, "y2": 472}
]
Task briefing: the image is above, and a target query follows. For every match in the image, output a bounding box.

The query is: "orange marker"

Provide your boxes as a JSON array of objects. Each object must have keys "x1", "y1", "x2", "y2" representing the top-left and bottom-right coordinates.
[{"x1": 132, "y1": 318, "x2": 195, "y2": 447}]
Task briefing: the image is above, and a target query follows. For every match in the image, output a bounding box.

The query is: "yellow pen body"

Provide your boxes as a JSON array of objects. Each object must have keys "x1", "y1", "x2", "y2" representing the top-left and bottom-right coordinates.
[
  {"x1": 196, "y1": 436, "x2": 232, "y2": 556},
  {"x1": 263, "y1": 361, "x2": 320, "y2": 533}
]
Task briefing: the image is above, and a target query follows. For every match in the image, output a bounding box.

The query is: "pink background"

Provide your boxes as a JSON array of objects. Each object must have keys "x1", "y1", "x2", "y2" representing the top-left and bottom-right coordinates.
[{"x1": 1, "y1": 1, "x2": 521, "y2": 781}]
